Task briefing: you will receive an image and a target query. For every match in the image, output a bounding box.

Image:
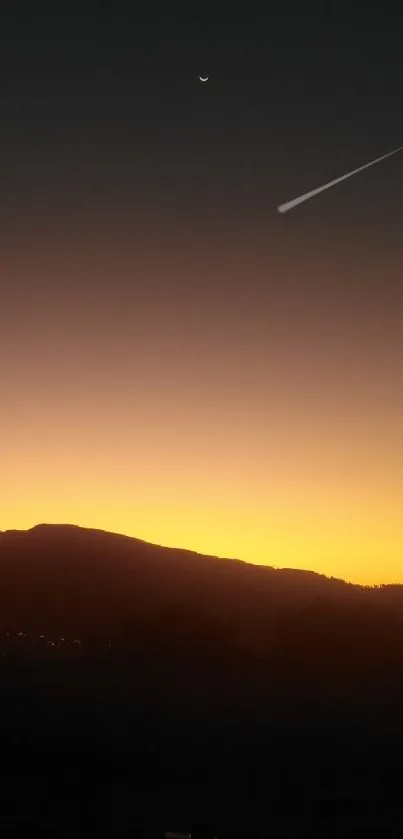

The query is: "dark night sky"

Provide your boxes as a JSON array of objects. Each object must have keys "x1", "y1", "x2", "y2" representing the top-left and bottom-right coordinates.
[{"x1": 2, "y1": 6, "x2": 403, "y2": 583}]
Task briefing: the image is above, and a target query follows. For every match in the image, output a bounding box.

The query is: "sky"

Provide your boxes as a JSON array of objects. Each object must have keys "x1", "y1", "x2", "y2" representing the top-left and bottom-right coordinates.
[{"x1": 1, "y1": 7, "x2": 403, "y2": 584}]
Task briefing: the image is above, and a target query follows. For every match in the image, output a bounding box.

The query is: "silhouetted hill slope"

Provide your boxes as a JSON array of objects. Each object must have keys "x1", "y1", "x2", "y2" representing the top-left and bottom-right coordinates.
[
  {"x1": 0, "y1": 523, "x2": 363, "y2": 632},
  {"x1": 1, "y1": 522, "x2": 403, "y2": 703},
  {"x1": 1, "y1": 523, "x2": 403, "y2": 661},
  {"x1": 1, "y1": 525, "x2": 403, "y2": 836}
]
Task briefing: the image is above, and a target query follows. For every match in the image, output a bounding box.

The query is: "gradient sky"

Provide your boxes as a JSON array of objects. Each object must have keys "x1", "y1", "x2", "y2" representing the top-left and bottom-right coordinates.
[{"x1": 2, "y1": 8, "x2": 403, "y2": 584}]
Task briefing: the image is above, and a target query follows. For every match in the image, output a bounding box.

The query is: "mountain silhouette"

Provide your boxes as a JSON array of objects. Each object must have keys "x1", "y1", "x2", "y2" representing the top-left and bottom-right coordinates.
[
  {"x1": 1, "y1": 522, "x2": 402, "y2": 638},
  {"x1": 1, "y1": 521, "x2": 403, "y2": 732},
  {"x1": 1, "y1": 524, "x2": 403, "y2": 836},
  {"x1": 1, "y1": 523, "x2": 403, "y2": 676},
  {"x1": 0, "y1": 522, "x2": 369, "y2": 632},
  {"x1": 1, "y1": 523, "x2": 403, "y2": 677}
]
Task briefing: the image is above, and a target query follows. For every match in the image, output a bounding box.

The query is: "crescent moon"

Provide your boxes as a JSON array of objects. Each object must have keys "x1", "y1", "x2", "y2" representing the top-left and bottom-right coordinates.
[{"x1": 199, "y1": 75, "x2": 209, "y2": 82}]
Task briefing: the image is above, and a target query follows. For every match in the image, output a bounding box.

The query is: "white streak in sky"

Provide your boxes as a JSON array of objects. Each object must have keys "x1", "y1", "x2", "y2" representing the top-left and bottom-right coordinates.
[{"x1": 277, "y1": 144, "x2": 403, "y2": 213}]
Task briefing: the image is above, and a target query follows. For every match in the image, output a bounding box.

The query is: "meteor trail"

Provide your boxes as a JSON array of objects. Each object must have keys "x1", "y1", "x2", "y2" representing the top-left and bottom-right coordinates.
[{"x1": 277, "y1": 143, "x2": 403, "y2": 213}]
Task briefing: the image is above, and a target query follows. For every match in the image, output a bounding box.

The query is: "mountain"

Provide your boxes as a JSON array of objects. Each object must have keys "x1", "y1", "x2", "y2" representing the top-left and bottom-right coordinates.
[
  {"x1": 1, "y1": 523, "x2": 403, "y2": 680},
  {"x1": 2, "y1": 521, "x2": 403, "y2": 720},
  {"x1": 1, "y1": 522, "x2": 402, "y2": 671},
  {"x1": 0, "y1": 522, "x2": 363, "y2": 633},
  {"x1": 1, "y1": 524, "x2": 403, "y2": 836}
]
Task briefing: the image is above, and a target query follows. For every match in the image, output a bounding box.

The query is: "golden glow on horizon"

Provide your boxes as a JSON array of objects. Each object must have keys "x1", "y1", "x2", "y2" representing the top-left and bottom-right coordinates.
[
  {"x1": 2, "y1": 335, "x2": 403, "y2": 587},
  {"x1": 2, "y1": 226, "x2": 403, "y2": 588},
  {"x1": 2, "y1": 431, "x2": 403, "y2": 585},
  {"x1": 2, "y1": 499, "x2": 403, "y2": 586}
]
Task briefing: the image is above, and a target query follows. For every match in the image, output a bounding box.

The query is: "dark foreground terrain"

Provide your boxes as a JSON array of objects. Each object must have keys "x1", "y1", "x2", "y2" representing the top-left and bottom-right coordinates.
[{"x1": 1, "y1": 524, "x2": 403, "y2": 837}]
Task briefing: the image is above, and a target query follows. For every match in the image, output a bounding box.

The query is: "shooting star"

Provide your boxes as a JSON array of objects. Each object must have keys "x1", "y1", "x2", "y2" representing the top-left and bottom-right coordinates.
[{"x1": 277, "y1": 143, "x2": 403, "y2": 213}]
